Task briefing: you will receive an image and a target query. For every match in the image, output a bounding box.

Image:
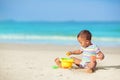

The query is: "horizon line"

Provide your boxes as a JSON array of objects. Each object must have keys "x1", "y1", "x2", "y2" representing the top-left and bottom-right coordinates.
[{"x1": 0, "y1": 20, "x2": 120, "y2": 23}]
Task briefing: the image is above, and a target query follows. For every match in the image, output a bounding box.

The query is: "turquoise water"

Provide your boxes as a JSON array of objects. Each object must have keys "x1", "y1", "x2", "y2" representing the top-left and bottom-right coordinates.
[{"x1": 0, "y1": 21, "x2": 120, "y2": 46}]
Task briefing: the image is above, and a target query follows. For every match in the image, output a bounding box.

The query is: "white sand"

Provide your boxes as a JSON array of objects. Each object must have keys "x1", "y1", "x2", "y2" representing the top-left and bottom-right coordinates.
[{"x1": 0, "y1": 43, "x2": 120, "y2": 80}]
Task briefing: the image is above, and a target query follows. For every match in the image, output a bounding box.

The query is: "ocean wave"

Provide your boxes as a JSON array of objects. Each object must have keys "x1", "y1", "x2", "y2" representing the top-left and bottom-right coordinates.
[
  {"x1": 93, "y1": 37, "x2": 120, "y2": 42},
  {"x1": 0, "y1": 34, "x2": 75, "y2": 40},
  {"x1": 0, "y1": 34, "x2": 120, "y2": 42}
]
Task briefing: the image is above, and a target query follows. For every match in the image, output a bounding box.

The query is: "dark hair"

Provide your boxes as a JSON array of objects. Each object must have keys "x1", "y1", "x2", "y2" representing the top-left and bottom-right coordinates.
[{"x1": 77, "y1": 30, "x2": 92, "y2": 40}]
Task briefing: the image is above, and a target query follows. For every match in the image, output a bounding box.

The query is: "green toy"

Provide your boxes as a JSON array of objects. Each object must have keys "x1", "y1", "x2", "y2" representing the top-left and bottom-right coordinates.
[{"x1": 52, "y1": 65, "x2": 59, "y2": 69}]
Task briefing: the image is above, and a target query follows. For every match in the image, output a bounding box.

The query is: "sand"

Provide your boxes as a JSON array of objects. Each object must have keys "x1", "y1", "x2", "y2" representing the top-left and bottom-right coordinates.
[{"x1": 0, "y1": 43, "x2": 120, "y2": 80}]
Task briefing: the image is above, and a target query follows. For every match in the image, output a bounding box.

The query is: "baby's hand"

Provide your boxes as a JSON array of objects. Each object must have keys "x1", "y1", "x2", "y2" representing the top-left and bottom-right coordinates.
[
  {"x1": 96, "y1": 53, "x2": 104, "y2": 60},
  {"x1": 66, "y1": 51, "x2": 72, "y2": 56}
]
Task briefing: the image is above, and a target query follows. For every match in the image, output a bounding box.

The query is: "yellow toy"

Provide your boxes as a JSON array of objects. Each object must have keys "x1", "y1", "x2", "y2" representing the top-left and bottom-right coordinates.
[
  {"x1": 60, "y1": 58, "x2": 74, "y2": 69},
  {"x1": 66, "y1": 52, "x2": 71, "y2": 56}
]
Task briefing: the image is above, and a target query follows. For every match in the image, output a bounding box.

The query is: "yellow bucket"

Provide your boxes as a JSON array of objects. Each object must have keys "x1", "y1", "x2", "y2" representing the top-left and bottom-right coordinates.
[{"x1": 60, "y1": 58, "x2": 74, "y2": 68}]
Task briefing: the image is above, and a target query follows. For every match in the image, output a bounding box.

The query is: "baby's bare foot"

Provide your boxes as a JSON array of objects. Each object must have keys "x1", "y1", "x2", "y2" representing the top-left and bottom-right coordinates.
[{"x1": 85, "y1": 69, "x2": 93, "y2": 73}]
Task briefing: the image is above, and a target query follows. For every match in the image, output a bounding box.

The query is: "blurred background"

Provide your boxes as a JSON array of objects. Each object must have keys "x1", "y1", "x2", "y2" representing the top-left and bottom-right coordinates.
[{"x1": 0, "y1": 0, "x2": 120, "y2": 46}]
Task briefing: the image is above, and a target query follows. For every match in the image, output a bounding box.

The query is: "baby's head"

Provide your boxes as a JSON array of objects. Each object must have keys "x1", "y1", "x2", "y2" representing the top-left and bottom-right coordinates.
[{"x1": 77, "y1": 30, "x2": 92, "y2": 48}]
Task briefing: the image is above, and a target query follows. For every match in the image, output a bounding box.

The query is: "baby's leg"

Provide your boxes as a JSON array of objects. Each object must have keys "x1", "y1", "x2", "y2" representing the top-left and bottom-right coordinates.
[
  {"x1": 85, "y1": 61, "x2": 97, "y2": 73},
  {"x1": 71, "y1": 57, "x2": 82, "y2": 66},
  {"x1": 54, "y1": 57, "x2": 62, "y2": 68}
]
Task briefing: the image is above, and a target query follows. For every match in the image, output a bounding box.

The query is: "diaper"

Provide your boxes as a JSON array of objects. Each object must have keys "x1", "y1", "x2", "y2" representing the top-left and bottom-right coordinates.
[{"x1": 79, "y1": 61, "x2": 89, "y2": 68}]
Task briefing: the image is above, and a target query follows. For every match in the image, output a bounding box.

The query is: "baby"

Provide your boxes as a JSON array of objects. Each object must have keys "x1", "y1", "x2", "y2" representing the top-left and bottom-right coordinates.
[{"x1": 55, "y1": 30, "x2": 104, "y2": 73}]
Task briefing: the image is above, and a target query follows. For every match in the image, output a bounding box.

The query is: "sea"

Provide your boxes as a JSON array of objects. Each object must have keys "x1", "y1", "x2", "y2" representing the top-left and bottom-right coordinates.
[{"x1": 0, "y1": 21, "x2": 120, "y2": 46}]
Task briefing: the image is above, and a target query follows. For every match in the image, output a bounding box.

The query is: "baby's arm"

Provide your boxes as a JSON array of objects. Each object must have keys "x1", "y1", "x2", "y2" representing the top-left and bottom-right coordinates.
[
  {"x1": 71, "y1": 50, "x2": 83, "y2": 54},
  {"x1": 96, "y1": 51, "x2": 104, "y2": 60},
  {"x1": 66, "y1": 50, "x2": 82, "y2": 56}
]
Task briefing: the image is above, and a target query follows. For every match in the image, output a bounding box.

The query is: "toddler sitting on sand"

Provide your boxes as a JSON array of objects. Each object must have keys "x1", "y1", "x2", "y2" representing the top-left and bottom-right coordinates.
[{"x1": 55, "y1": 30, "x2": 104, "y2": 73}]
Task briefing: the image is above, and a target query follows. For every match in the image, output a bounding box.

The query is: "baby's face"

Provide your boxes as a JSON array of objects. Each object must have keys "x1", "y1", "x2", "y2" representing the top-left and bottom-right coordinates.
[{"x1": 77, "y1": 36, "x2": 90, "y2": 48}]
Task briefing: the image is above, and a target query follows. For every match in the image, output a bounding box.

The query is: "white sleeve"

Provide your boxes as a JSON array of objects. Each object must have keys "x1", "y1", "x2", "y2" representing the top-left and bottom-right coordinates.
[
  {"x1": 95, "y1": 45, "x2": 100, "y2": 53},
  {"x1": 80, "y1": 46, "x2": 83, "y2": 51}
]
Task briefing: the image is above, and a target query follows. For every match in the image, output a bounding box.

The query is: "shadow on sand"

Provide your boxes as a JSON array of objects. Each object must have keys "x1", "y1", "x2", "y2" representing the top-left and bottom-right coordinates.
[
  {"x1": 96, "y1": 65, "x2": 120, "y2": 70},
  {"x1": 70, "y1": 65, "x2": 120, "y2": 72}
]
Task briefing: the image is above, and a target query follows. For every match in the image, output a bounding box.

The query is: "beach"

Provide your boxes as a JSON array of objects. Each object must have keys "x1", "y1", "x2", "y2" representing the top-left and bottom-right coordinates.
[
  {"x1": 1, "y1": 0, "x2": 120, "y2": 79},
  {"x1": 0, "y1": 43, "x2": 120, "y2": 80}
]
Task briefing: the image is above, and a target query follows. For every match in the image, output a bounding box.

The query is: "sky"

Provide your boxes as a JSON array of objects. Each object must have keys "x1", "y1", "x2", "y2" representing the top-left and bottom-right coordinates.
[{"x1": 0, "y1": 0, "x2": 120, "y2": 22}]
